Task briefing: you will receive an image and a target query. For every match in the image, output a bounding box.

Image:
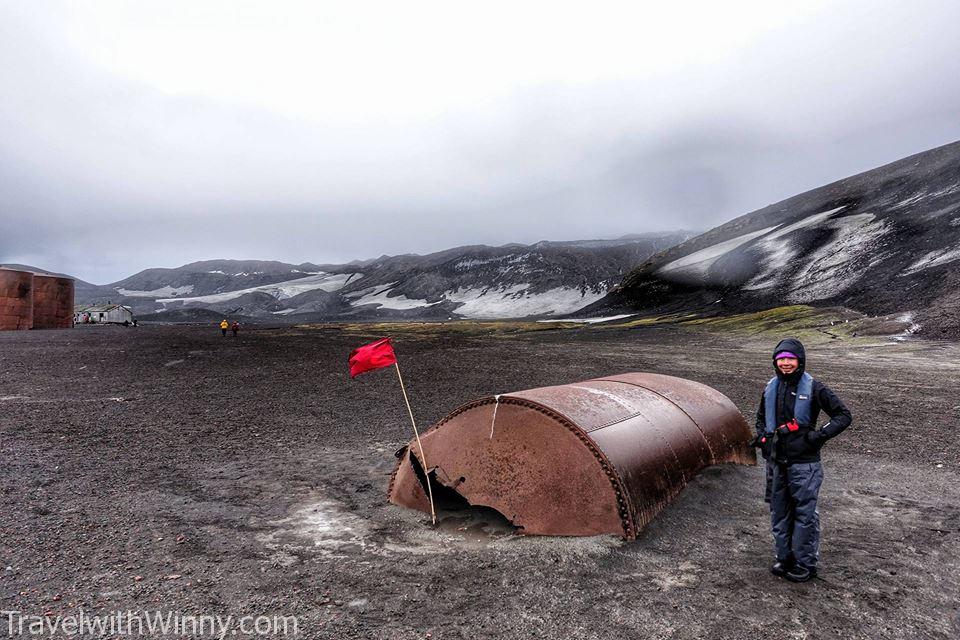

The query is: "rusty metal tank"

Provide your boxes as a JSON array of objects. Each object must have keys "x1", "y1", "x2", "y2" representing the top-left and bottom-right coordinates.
[
  {"x1": 0, "y1": 268, "x2": 34, "y2": 330},
  {"x1": 32, "y1": 274, "x2": 75, "y2": 329},
  {"x1": 389, "y1": 372, "x2": 755, "y2": 539}
]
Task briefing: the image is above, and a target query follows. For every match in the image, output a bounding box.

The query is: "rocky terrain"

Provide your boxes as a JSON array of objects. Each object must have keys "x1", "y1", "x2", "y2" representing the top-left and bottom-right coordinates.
[
  {"x1": 45, "y1": 233, "x2": 690, "y2": 322},
  {"x1": 1, "y1": 321, "x2": 957, "y2": 639},
  {"x1": 587, "y1": 140, "x2": 960, "y2": 338}
]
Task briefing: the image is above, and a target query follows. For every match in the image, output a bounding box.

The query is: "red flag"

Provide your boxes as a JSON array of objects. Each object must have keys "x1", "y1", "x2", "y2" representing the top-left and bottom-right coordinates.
[{"x1": 348, "y1": 337, "x2": 398, "y2": 378}]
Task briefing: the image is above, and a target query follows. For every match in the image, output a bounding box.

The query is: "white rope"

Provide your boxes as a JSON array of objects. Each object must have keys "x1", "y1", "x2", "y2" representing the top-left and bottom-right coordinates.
[
  {"x1": 489, "y1": 394, "x2": 501, "y2": 438},
  {"x1": 395, "y1": 363, "x2": 436, "y2": 525}
]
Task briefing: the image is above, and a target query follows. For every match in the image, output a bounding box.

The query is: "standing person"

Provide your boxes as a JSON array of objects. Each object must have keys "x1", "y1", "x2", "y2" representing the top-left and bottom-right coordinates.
[
  {"x1": 219, "y1": 319, "x2": 229, "y2": 337},
  {"x1": 753, "y1": 338, "x2": 852, "y2": 582},
  {"x1": 231, "y1": 321, "x2": 239, "y2": 337}
]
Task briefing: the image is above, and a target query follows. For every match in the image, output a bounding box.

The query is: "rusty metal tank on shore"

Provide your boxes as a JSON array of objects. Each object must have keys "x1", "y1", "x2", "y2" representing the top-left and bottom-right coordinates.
[
  {"x1": 0, "y1": 268, "x2": 34, "y2": 330},
  {"x1": 32, "y1": 274, "x2": 75, "y2": 329},
  {"x1": 388, "y1": 372, "x2": 755, "y2": 539}
]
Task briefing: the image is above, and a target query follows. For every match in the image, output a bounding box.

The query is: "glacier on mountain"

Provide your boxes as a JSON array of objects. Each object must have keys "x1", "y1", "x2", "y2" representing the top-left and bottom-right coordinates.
[
  {"x1": 445, "y1": 284, "x2": 605, "y2": 319},
  {"x1": 117, "y1": 285, "x2": 195, "y2": 297},
  {"x1": 345, "y1": 284, "x2": 440, "y2": 310},
  {"x1": 157, "y1": 273, "x2": 359, "y2": 306},
  {"x1": 787, "y1": 213, "x2": 891, "y2": 303},
  {"x1": 658, "y1": 226, "x2": 777, "y2": 279},
  {"x1": 743, "y1": 206, "x2": 846, "y2": 291}
]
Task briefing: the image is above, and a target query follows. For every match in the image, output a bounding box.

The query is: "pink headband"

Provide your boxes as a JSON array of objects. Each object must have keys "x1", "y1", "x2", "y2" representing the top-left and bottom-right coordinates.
[{"x1": 775, "y1": 351, "x2": 798, "y2": 360}]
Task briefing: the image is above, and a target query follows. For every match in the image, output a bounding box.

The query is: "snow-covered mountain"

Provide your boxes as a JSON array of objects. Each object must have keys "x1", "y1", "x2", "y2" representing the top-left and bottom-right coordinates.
[
  {"x1": 587, "y1": 140, "x2": 960, "y2": 338},
  {"x1": 109, "y1": 259, "x2": 332, "y2": 298},
  {"x1": 75, "y1": 234, "x2": 691, "y2": 321}
]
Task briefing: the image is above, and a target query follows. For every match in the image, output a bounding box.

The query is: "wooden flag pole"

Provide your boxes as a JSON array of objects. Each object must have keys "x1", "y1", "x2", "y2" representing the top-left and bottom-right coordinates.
[{"x1": 394, "y1": 362, "x2": 436, "y2": 525}]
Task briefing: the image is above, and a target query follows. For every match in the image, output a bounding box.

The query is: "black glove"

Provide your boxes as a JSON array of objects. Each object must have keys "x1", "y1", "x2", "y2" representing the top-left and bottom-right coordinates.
[
  {"x1": 750, "y1": 433, "x2": 773, "y2": 459},
  {"x1": 805, "y1": 430, "x2": 826, "y2": 444}
]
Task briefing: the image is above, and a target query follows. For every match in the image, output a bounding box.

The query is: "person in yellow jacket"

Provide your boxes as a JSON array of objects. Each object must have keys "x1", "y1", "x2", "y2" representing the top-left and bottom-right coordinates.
[{"x1": 219, "y1": 319, "x2": 229, "y2": 337}]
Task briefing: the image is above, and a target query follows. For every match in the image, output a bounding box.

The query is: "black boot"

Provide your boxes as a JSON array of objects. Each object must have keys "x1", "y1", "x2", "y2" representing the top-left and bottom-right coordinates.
[
  {"x1": 784, "y1": 564, "x2": 817, "y2": 583},
  {"x1": 771, "y1": 558, "x2": 793, "y2": 577}
]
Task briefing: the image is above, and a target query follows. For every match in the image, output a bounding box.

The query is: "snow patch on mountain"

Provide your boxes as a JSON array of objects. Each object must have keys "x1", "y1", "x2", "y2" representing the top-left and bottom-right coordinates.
[
  {"x1": 342, "y1": 282, "x2": 605, "y2": 318},
  {"x1": 743, "y1": 206, "x2": 846, "y2": 291},
  {"x1": 346, "y1": 284, "x2": 439, "y2": 310},
  {"x1": 117, "y1": 285, "x2": 195, "y2": 297},
  {"x1": 902, "y1": 246, "x2": 960, "y2": 275},
  {"x1": 890, "y1": 184, "x2": 960, "y2": 210},
  {"x1": 538, "y1": 314, "x2": 636, "y2": 324},
  {"x1": 446, "y1": 285, "x2": 605, "y2": 319},
  {"x1": 788, "y1": 213, "x2": 891, "y2": 302},
  {"x1": 455, "y1": 257, "x2": 500, "y2": 270},
  {"x1": 454, "y1": 254, "x2": 534, "y2": 274},
  {"x1": 658, "y1": 226, "x2": 777, "y2": 278},
  {"x1": 157, "y1": 273, "x2": 360, "y2": 306}
]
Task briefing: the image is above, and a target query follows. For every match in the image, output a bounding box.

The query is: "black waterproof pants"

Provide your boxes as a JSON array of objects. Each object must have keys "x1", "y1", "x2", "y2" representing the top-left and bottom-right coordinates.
[
  {"x1": 770, "y1": 461, "x2": 823, "y2": 569},
  {"x1": 764, "y1": 460, "x2": 773, "y2": 503}
]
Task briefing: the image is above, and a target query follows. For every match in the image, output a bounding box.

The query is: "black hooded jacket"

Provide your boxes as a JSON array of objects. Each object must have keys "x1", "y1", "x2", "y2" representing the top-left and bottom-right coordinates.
[{"x1": 754, "y1": 338, "x2": 852, "y2": 464}]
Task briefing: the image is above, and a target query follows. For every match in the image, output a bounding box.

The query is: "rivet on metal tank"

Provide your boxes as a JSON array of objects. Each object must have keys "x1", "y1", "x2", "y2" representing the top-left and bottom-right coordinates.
[
  {"x1": 32, "y1": 274, "x2": 75, "y2": 329},
  {"x1": 388, "y1": 372, "x2": 756, "y2": 538},
  {"x1": 0, "y1": 268, "x2": 35, "y2": 330}
]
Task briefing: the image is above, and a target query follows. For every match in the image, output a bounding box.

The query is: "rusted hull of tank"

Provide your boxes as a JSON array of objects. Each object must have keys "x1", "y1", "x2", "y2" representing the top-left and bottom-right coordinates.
[
  {"x1": 0, "y1": 269, "x2": 34, "y2": 330},
  {"x1": 388, "y1": 372, "x2": 755, "y2": 538},
  {"x1": 32, "y1": 275, "x2": 74, "y2": 329}
]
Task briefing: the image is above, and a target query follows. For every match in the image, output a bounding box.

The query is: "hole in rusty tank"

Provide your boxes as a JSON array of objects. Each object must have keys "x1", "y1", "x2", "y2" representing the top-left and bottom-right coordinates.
[
  {"x1": 426, "y1": 471, "x2": 472, "y2": 511},
  {"x1": 408, "y1": 451, "x2": 518, "y2": 538},
  {"x1": 406, "y1": 448, "x2": 427, "y2": 492}
]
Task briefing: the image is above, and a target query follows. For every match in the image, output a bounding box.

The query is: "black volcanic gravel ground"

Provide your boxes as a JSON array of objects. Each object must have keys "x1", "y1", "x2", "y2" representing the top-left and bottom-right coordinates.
[{"x1": 1, "y1": 323, "x2": 958, "y2": 639}]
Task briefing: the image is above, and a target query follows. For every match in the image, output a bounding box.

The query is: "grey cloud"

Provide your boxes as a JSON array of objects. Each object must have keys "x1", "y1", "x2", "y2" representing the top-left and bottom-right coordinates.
[{"x1": 2, "y1": 2, "x2": 960, "y2": 284}]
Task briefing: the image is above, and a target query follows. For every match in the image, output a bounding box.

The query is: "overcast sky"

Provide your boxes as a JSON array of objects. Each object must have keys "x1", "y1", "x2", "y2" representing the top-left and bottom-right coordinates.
[{"x1": 2, "y1": 1, "x2": 960, "y2": 283}]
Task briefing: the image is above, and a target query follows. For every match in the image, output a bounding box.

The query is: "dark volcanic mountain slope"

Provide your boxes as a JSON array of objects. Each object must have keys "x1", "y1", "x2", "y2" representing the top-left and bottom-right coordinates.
[
  {"x1": 335, "y1": 234, "x2": 688, "y2": 320},
  {"x1": 591, "y1": 140, "x2": 960, "y2": 337},
  {"x1": 73, "y1": 233, "x2": 690, "y2": 320},
  {"x1": 72, "y1": 260, "x2": 345, "y2": 316},
  {"x1": 111, "y1": 259, "x2": 329, "y2": 298}
]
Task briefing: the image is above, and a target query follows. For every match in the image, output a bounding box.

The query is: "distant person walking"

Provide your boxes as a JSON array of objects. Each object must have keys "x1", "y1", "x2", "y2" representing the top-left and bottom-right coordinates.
[
  {"x1": 231, "y1": 321, "x2": 239, "y2": 337},
  {"x1": 753, "y1": 338, "x2": 852, "y2": 582},
  {"x1": 220, "y1": 319, "x2": 229, "y2": 337}
]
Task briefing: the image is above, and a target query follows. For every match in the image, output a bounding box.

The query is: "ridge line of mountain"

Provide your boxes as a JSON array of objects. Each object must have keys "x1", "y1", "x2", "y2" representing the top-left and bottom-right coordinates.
[{"x1": 8, "y1": 231, "x2": 693, "y2": 322}]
